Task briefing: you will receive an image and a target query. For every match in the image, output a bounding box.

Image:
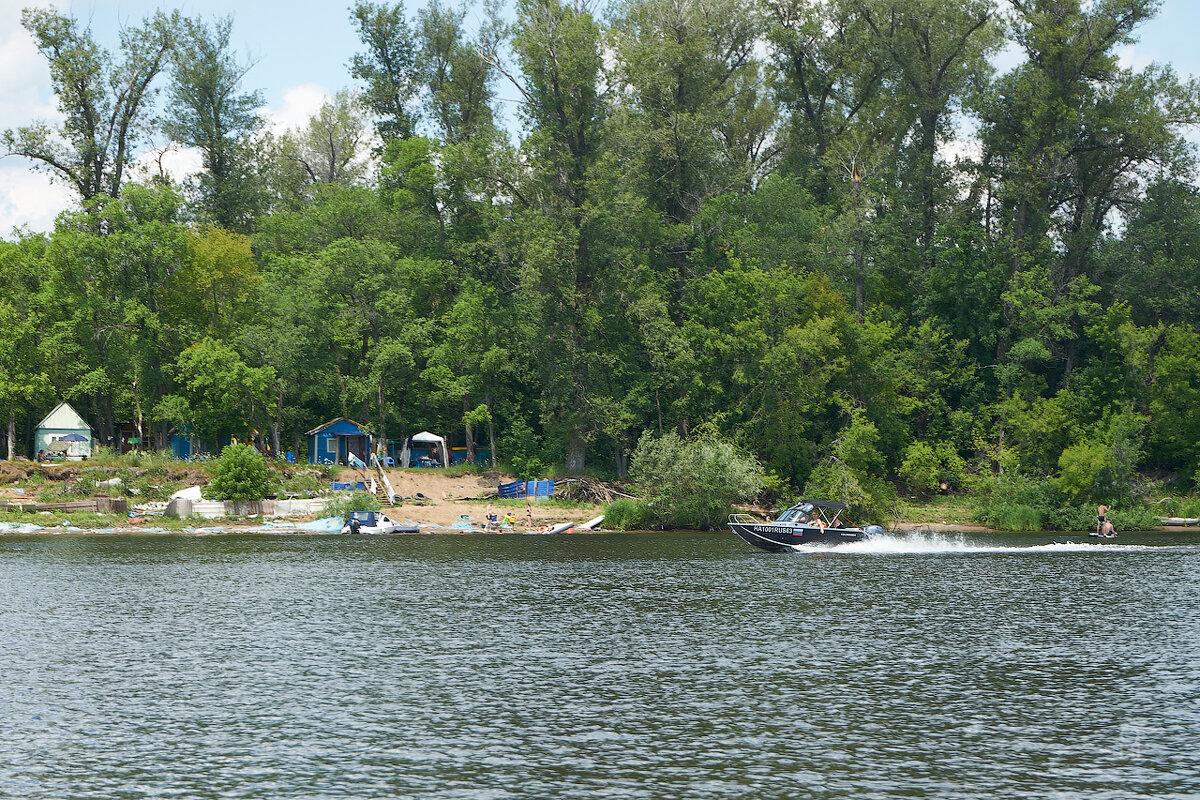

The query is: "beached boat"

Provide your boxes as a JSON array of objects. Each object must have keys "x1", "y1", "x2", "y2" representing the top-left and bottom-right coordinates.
[
  {"x1": 728, "y1": 500, "x2": 884, "y2": 552},
  {"x1": 342, "y1": 510, "x2": 412, "y2": 534}
]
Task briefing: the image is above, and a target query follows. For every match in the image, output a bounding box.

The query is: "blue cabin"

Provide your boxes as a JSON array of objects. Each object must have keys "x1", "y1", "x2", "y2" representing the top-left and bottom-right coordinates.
[
  {"x1": 169, "y1": 426, "x2": 233, "y2": 460},
  {"x1": 307, "y1": 418, "x2": 371, "y2": 465}
]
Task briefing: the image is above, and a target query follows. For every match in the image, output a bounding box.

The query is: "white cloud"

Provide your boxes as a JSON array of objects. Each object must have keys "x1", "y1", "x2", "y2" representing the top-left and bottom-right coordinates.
[
  {"x1": 1117, "y1": 44, "x2": 1153, "y2": 72},
  {"x1": 0, "y1": 164, "x2": 76, "y2": 236},
  {"x1": 263, "y1": 84, "x2": 330, "y2": 134},
  {"x1": 0, "y1": 0, "x2": 58, "y2": 130},
  {"x1": 0, "y1": 0, "x2": 70, "y2": 235},
  {"x1": 128, "y1": 143, "x2": 205, "y2": 185}
]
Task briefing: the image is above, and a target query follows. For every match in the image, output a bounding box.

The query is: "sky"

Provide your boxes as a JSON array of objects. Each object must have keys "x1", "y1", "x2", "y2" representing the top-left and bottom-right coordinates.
[{"x1": 1, "y1": 0, "x2": 1199, "y2": 236}]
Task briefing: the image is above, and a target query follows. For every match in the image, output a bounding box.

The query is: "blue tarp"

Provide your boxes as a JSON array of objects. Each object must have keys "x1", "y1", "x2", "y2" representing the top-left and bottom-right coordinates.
[{"x1": 498, "y1": 480, "x2": 555, "y2": 500}]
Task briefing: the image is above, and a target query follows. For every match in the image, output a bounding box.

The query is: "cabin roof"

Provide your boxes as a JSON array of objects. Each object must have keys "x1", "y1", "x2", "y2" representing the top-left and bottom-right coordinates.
[
  {"x1": 34, "y1": 402, "x2": 92, "y2": 432},
  {"x1": 305, "y1": 417, "x2": 367, "y2": 436}
]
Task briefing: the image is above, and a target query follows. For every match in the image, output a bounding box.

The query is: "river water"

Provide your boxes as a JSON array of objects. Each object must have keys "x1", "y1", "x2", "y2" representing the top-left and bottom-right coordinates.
[{"x1": 1, "y1": 530, "x2": 1198, "y2": 799}]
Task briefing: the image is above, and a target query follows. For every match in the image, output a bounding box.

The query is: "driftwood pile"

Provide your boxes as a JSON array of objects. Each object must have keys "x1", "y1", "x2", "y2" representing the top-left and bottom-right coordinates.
[{"x1": 554, "y1": 477, "x2": 637, "y2": 505}]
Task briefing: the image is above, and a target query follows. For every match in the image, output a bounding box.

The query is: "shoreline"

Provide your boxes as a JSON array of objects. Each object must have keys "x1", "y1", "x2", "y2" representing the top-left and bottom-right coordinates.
[{"x1": 2, "y1": 517, "x2": 1197, "y2": 536}]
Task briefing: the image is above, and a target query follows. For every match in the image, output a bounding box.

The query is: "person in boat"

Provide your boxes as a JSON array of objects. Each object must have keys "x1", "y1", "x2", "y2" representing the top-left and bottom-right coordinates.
[{"x1": 1097, "y1": 503, "x2": 1110, "y2": 536}]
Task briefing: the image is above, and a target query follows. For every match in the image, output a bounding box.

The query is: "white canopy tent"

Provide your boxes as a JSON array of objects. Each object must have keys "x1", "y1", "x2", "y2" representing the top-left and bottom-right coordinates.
[{"x1": 399, "y1": 431, "x2": 450, "y2": 468}]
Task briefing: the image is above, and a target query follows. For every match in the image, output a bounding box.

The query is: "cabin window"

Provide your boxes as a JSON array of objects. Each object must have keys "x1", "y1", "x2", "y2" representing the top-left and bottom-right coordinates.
[{"x1": 325, "y1": 438, "x2": 337, "y2": 454}]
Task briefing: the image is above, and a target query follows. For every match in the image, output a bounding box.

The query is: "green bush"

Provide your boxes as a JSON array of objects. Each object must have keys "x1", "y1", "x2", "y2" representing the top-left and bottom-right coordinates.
[
  {"x1": 970, "y1": 472, "x2": 1056, "y2": 530},
  {"x1": 324, "y1": 491, "x2": 381, "y2": 517},
  {"x1": 990, "y1": 504, "x2": 1043, "y2": 531},
  {"x1": 1182, "y1": 497, "x2": 1200, "y2": 518},
  {"x1": 899, "y1": 440, "x2": 966, "y2": 494},
  {"x1": 602, "y1": 498, "x2": 658, "y2": 530},
  {"x1": 1042, "y1": 502, "x2": 1095, "y2": 532},
  {"x1": 1057, "y1": 441, "x2": 1119, "y2": 501},
  {"x1": 1109, "y1": 506, "x2": 1160, "y2": 531},
  {"x1": 207, "y1": 444, "x2": 270, "y2": 501},
  {"x1": 971, "y1": 470, "x2": 1159, "y2": 531},
  {"x1": 629, "y1": 430, "x2": 764, "y2": 530}
]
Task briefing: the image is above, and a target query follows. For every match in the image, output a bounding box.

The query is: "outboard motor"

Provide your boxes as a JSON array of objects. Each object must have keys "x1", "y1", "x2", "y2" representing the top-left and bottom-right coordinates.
[
  {"x1": 348, "y1": 517, "x2": 362, "y2": 535},
  {"x1": 863, "y1": 524, "x2": 885, "y2": 538}
]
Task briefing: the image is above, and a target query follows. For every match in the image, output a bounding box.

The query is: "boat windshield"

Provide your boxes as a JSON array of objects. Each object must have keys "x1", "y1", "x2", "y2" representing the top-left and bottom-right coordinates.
[{"x1": 774, "y1": 503, "x2": 812, "y2": 523}]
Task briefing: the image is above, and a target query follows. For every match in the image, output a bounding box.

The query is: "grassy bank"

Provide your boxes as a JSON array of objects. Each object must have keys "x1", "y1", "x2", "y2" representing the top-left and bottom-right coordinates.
[{"x1": 0, "y1": 448, "x2": 337, "y2": 504}]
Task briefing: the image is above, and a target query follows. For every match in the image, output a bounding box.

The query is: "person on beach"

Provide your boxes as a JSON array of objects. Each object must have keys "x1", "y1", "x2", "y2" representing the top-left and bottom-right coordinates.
[
  {"x1": 525, "y1": 502, "x2": 535, "y2": 530},
  {"x1": 485, "y1": 502, "x2": 497, "y2": 531}
]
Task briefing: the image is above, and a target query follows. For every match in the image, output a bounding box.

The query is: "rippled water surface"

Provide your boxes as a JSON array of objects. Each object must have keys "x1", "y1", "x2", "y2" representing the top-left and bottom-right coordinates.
[{"x1": 2, "y1": 530, "x2": 1199, "y2": 799}]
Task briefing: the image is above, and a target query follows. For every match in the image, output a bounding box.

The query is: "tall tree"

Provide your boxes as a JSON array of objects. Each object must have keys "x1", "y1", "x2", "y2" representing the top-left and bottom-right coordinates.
[
  {"x1": 3, "y1": 8, "x2": 179, "y2": 203},
  {"x1": 350, "y1": 1, "x2": 423, "y2": 140},
  {"x1": 0, "y1": 237, "x2": 52, "y2": 459},
  {"x1": 610, "y1": 0, "x2": 777, "y2": 276},
  {"x1": 268, "y1": 90, "x2": 375, "y2": 208},
  {"x1": 418, "y1": 0, "x2": 501, "y2": 145},
  {"x1": 857, "y1": 0, "x2": 1001, "y2": 295},
  {"x1": 500, "y1": 0, "x2": 611, "y2": 470},
  {"x1": 166, "y1": 15, "x2": 265, "y2": 232},
  {"x1": 978, "y1": 0, "x2": 1198, "y2": 376},
  {"x1": 767, "y1": 0, "x2": 887, "y2": 202}
]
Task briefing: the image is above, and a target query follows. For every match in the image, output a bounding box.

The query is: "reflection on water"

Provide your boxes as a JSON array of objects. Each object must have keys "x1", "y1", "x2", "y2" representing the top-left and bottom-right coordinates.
[{"x1": 1, "y1": 531, "x2": 1198, "y2": 799}]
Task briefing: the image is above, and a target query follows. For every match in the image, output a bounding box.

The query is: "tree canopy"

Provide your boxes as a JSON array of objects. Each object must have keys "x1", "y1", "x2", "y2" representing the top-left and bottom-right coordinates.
[{"x1": 3, "y1": 0, "x2": 1200, "y2": 504}]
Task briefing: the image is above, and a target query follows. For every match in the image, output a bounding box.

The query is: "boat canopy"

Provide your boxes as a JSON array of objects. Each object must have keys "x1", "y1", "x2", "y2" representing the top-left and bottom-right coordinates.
[{"x1": 775, "y1": 499, "x2": 850, "y2": 526}]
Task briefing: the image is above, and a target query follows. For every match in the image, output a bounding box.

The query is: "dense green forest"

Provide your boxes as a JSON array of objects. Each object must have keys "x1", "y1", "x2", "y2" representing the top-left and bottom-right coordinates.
[{"x1": 2, "y1": 0, "x2": 1200, "y2": 510}]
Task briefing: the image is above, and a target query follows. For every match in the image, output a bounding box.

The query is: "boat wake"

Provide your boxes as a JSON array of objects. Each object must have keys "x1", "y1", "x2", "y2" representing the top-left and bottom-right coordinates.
[{"x1": 791, "y1": 531, "x2": 1189, "y2": 554}]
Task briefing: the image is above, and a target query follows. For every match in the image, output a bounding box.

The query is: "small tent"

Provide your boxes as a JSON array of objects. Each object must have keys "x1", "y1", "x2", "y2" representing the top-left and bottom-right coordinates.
[
  {"x1": 34, "y1": 402, "x2": 94, "y2": 460},
  {"x1": 399, "y1": 432, "x2": 450, "y2": 468}
]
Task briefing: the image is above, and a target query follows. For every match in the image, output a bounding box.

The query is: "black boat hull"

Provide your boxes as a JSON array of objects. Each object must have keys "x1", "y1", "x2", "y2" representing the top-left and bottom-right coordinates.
[{"x1": 730, "y1": 521, "x2": 867, "y2": 552}]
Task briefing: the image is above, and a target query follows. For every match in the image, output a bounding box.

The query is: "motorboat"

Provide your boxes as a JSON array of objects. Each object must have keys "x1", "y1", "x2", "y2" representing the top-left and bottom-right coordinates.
[
  {"x1": 342, "y1": 510, "x2": 410, "y2": 534},
  {"x1": 728, "y1": 499, "x2": 884, "y2": 552}
]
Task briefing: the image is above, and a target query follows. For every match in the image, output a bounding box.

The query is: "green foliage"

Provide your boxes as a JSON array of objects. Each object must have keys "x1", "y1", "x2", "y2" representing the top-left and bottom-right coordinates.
[
  {"x1": 992, "y1": 505, "x2": 1044, "y2": 532},
  {"x1": 1181, "y1": 497, "x2": 1200, "y2": 519},
  {"x1": 2, "y1": 0, "x2": 1200, "y2": 513},
  {"x1": 969, "y1": 473, "x2": 1053, "y2": 531},
  {"x1": 1056, "y1": 441, "x2": 1116, "y2": 502},
  {"x1": 1055, "y1": 410, "x2": 1147, "y2": 502},
  {"x1": 1108, "y1": 506, "x2": 1161, "y2": 532},
  {"x1": 629, "y1": 430, "x2": 764, "y2": 530},
  {"x1": 499, "y1": 417, "x2": 546, "y2": 480},
  {"x1": 207, "y1": 443, "x2": 270, "y2": 501},
  {"x1": 899, "y1": 441, "x2": 965, "y2": 494},
  {"x1": 602, "y1": 498, "x2": 658, "y2": 531},
  {"x1": 323, "y1": 491, "x2": 381, "y2": 517},
  {"x1": 803, "y1": 411, "x2": 895, "y2": 523},
  {"x1": 969, "y1": 471, "x2": 1158, "y2": 531}
]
